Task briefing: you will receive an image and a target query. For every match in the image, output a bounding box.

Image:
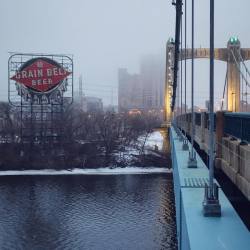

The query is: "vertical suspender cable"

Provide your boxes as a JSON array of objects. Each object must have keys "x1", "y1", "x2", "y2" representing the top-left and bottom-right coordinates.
[
  {"x1": 246, "y1": 68, "x2": 248, "y2": 112},
  {"x1": 180, "y1": 16, "x2": 183, "y2": 118},
  {"x1": 209, "y1": 0, "x2": 215, "y2": 197},
  {"x1": 221, "y1": 69, "x2": 228, "y2": 111},
  {"x1": 185, "y1": 0, "x2": 187, "y2": 127},
  {"x1": 203, "y1": 0, "x2": 221, "y2": 215},
  {"x1": 171, "y1": 0, "x2": 182, "y2": 112},
  {"x1": 241, "y1": 66, "x2": 243, "y2": 112},
  {"x1": 191, "y1": 0, "x2": 195, "y2": 158}
]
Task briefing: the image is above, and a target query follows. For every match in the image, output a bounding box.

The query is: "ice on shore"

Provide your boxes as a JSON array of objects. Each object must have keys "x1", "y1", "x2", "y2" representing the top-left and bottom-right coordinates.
[
  {"x1": 0, "y1": 167, "x2": 171, "y2": 176},
  {"x1": 145, "y1": 131, "x2": 164, "y2": 150}
]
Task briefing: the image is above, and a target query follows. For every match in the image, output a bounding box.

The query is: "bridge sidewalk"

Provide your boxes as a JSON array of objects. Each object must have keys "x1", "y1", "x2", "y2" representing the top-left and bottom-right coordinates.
[{"x1": 170, "y1": 127, "x2": 250, "y2": 250}]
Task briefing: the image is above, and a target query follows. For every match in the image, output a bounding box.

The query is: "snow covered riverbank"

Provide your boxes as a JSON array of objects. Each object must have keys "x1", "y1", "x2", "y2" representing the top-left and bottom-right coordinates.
[
  {"x1": 0, "y1": 167, "x2": 171, "y2": 176},
  {"x1": 145, "y1": 131, "x2": 164, "y2": 150}
]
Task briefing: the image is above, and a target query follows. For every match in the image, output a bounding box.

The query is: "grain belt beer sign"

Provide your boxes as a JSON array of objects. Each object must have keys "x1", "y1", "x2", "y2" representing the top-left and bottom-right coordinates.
[{"x1": 11, "y1": 57, "x2": 71, "y2": 93}]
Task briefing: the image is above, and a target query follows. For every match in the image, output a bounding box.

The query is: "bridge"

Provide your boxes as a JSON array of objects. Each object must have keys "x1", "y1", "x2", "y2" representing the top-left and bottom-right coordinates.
[
  {"x1": 166, "y1": 38, "x2": 250, "y2": 249},
  {"x1": 166, "y1": 0, "x2": 250, "y2": 249},
  {"x1": 176, "y1": 111, "x2": 250, "y2": 199},
  {"x1": 170, "y1": 127, "x2": 250, "y2": 250},
  {"x1": 165, "y1": 36, "x2": 250, "y2": 201},
  {"x1": 169, "y1": 110, "x2": 250, "y2": 250}
]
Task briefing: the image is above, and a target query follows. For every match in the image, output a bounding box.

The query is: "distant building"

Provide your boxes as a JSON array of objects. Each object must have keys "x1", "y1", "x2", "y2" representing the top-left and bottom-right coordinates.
[
  {"x1": 118, "y1": 68, "x2": 142, "y2": 112},
  {"x1": 74, "y1": 90, "x2": 103, "y2": 113},
  {"x1": 83, "y1": 96, "x2": 103, "y2": 113},
  {"x1": 140, "y1": 55, "x2": 165, "y2": 111},
  {"x1": 118, "y1": 55, "x2": 165, "y2": 113},
  {"x1": 103, "y1": 105, "x2": 118, "y2": 113},
  {"x1": 205, "y1": 100, "x2": 210, "y2": 111}
]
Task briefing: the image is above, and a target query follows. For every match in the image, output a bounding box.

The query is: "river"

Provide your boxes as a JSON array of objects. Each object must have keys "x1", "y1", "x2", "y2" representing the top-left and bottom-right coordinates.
[{"x1": 0, "y1": 174, "x2": 177, "y2": 250}]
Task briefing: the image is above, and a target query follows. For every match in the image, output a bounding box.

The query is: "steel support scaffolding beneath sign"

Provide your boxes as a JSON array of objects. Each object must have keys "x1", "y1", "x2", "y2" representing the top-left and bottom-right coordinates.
[{"x1": 8, "y1": 53, "x2": 73, "y2": 145}]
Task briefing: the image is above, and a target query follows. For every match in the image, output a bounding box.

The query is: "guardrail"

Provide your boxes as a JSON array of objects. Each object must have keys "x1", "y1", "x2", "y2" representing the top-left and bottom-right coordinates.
[
  {"x1": 224, "y1": 113, "x2": 250, "y2": 143},
  {"x1": 176, "y1": 112, "x2": 250, "y2": 141},
  {"x1": 174, "y1": 111, "x2": 250, "y2": 203},
  {"x1": 176, "y1": 112, "x2": 215, "y2": 129}
]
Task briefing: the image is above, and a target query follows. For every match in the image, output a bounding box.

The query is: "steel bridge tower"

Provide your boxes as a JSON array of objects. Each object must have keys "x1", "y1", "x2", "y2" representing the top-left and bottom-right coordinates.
[{"x1": 164, "y1": 37, "x2": 250, "y2": 124}]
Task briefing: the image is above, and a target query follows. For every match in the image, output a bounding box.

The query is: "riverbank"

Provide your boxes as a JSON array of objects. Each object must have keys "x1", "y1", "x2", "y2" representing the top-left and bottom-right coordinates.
[
  {"x1": 0, "y1": 167, "x2": 171, "y2": 176},
  {"x1": 0, "y1": 131, "x2": 171, "y2": 171}
]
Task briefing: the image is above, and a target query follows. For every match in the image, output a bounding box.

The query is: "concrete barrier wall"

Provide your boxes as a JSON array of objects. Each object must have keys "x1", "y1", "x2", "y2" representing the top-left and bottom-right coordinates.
[{"x1": 219, "y1": 137, "x2": 250, "y2": 200}]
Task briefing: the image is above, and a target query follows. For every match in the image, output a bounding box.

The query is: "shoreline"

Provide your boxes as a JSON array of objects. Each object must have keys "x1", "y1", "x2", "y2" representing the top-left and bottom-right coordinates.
[{"x1": 0, "y1": 167, "x2": 172, "y2": 176}]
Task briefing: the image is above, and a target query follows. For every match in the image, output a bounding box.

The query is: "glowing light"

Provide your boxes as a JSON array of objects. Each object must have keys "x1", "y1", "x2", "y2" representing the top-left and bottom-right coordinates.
[{"x1": 229, "y1": 36, "x2": 239, "y2": 44}]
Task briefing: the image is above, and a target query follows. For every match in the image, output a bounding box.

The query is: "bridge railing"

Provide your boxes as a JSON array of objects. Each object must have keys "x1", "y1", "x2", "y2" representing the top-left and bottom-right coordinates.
[
  {"x1": 176, "y1": 111, "x2": 250, "y2": 142},
  {"x1": 224, "y1": 113, "x2": 250, "y2": 143},
  {"x1": 174, "y1": 111, "x2": 250, "y2": 201}
]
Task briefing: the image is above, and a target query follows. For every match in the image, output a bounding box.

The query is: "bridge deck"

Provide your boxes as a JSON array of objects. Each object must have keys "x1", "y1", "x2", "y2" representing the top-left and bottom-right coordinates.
[{"x1": 170, "y1": 127, "x2": 250, "y2": 250}]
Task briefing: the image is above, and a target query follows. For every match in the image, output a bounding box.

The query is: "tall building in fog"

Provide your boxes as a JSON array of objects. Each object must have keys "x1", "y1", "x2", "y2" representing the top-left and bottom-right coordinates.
[
  {"x1": 118, "y1": 55, "x2": 165, "y2": 112},
  {"x1": 118, "y1": 68, "x2": 142, "y2": 112},
  {"x1": 140, "y1": 55, "x2": 165, "y2": 110}
]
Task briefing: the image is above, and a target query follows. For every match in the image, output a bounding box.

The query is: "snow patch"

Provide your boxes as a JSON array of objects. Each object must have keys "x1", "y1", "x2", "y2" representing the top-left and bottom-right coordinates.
[{"x1": 145, "y1": 131, "x2": 164, "y2": 149}]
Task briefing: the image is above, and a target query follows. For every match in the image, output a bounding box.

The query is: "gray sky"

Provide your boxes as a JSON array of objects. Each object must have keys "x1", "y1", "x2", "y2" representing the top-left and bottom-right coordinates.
[{"x1": 0, "y1": 0, "x2": 250, "y2": 107}]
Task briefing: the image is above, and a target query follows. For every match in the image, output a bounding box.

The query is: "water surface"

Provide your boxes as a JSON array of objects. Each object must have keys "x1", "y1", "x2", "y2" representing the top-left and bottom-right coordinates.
[{"x1": 0, "y1": 174, "x2": 176, "y2": 250}]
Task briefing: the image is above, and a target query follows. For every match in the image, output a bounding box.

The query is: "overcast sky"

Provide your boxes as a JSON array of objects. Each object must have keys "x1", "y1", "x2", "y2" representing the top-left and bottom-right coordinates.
[{"x1": 0, "y1": 0, "x2": 250, "y2": 107}]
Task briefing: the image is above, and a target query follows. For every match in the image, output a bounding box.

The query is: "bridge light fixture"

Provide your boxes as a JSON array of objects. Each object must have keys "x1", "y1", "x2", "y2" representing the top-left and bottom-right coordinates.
[{"x1": 229, "y1": 36, "x2": 239, "y2": 44}]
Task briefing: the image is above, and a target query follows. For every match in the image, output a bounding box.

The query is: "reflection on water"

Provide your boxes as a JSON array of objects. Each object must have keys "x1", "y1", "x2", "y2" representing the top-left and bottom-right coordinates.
[{"x1": 0, "y1": 174, "x2": 177, "y2": 250}]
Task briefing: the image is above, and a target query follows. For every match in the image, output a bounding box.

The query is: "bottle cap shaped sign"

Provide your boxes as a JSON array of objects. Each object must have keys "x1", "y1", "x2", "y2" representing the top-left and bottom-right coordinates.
[{"x1": 11, "y1": 57, "x2": 71, "y2": 93}]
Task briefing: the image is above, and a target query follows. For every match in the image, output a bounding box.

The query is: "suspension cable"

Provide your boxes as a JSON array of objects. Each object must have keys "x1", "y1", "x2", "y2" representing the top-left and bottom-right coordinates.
[
  {"x1": 180, "y1": 15, "x2": 183, "y2": 117},
  {"x1": 237, "y1": 49, "x2": 250, "y2": 80},
  {"x1": 221, "y1": 65, "x2": 228, "y2": 110},
  {"x1": 230, "y1": 49, "x2": 250, "y2": 87},
  {"x1": 190, "y1": 0, "x2": 195, "y2": 158},
  {"x1": 241, "y1": 64, "x2": 244, "y2": 111},
  {"x1": 246, "y1": 68, "x2": 249, "y2": 111},
  {"x1": 184, "y1": 0, "x2": 187, "y2": 117},
  {"x1": 171, "y1": 0, "x2": 183, "y2": 112},
  {"x1": 237, "y1": 50, "x2": 250, "y2": 110}
]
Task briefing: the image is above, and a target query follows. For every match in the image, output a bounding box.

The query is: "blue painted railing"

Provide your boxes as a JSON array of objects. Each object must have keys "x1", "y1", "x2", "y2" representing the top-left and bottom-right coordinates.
[
  {"x1": 224, "y1": 112, "x2": 250, "y2": 143},
  {"x1": 176, "y1": 112, "x2": 250, "y2": 141}
]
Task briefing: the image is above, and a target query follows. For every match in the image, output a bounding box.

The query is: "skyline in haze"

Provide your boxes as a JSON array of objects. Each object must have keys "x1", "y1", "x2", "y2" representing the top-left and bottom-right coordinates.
[{"x1": 1, "y1": 0, "x2": 250, "y2": 107}]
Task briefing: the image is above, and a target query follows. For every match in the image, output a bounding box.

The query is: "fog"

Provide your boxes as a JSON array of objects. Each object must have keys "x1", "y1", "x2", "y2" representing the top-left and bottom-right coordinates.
[{"x1": 0, "y1": 0, "x2": 250, "y2": 107}]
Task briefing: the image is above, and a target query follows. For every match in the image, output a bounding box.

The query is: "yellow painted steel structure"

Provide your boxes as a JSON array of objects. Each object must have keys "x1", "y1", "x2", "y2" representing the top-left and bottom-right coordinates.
[{"x1": 164, "y1": 37, "x2": 250, "y2": 124}]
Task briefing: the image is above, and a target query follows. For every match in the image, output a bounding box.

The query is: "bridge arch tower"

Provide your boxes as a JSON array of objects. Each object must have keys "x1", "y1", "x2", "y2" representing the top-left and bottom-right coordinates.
[{"x1": 164, "y1": 37, "x2": 250, "y2": 124}]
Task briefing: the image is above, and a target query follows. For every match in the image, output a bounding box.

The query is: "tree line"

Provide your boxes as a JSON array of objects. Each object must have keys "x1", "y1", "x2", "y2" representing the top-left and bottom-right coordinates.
[{"x1": 0, "y1": 101, "x2": 163, "y2": 170}]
